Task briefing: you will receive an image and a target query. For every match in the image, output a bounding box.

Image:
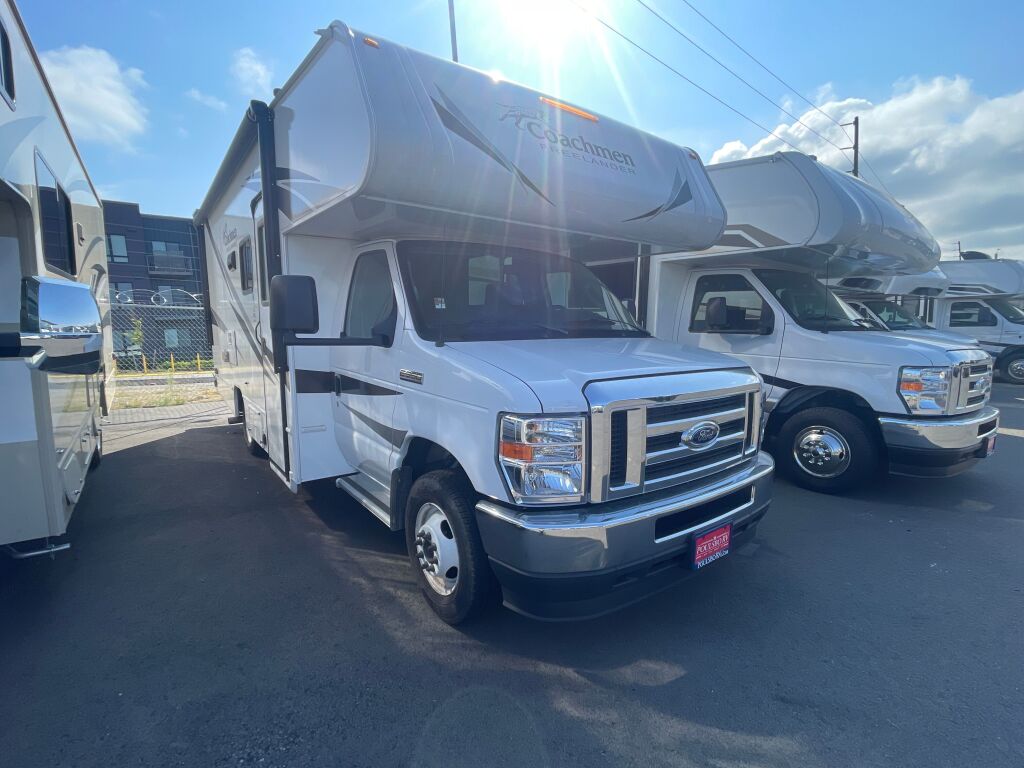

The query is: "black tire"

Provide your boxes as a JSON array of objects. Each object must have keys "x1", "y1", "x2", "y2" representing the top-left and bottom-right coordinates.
[
  {"x1": 404, "y1": 469, "x2": 496, "y2": 625},
  {"x1": 89, "y1": 420, "x2": 102, "y2": 470},
  {"x1": 1000, "y1": 352, "x2": 1024, "y2": 385},
  {"x1": 241, "y1": 403, "x2": 266, "y2": 457},
  {"x1": 774, "y1": 406, "x2": 879, "y2": 494}
]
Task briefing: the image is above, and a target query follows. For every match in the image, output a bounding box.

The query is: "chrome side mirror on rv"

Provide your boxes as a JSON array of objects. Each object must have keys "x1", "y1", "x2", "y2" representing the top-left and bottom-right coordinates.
[
  {"x1": 269, "y1": 274, "x2": 388, "y2": 373},
  {"x1": 19, "y1": 277, "x2": 102, "y2": 375},
  {"x1": 706, "y1": 296, "x2": 729, "y2": 330}
]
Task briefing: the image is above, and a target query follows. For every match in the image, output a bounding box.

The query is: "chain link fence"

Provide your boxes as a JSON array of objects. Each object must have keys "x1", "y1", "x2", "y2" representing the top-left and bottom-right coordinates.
[{"x1": 109, "y1": 289, "x2": 220, "y2": 411}]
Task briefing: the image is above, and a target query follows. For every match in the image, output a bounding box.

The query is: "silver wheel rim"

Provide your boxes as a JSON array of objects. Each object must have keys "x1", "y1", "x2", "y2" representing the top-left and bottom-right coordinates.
[
  {"x1": 794, "y1": 426, "x2": 852, "y2": 479},
  {"x1": 414, "y1": 502, "x2": 460, "y2": 596},
  {"x1": 1008, "y1": 359, "x2": 1024, "y2": 381}
]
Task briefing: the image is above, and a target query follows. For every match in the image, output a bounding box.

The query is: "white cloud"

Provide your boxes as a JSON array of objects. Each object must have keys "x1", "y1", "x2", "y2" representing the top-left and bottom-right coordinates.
[
  {"x1": 710, "y1": 76, "x2": 1024, "y2": 260},
  {"x1": 230, "y1": 48, "x2": 272, "y2": 98},
  {"x1": 185, "y1": 87, "x2": 227, "y2": 111},
  {"x1": 40, "y1": 46, "x2": 147, "y2": 151}
]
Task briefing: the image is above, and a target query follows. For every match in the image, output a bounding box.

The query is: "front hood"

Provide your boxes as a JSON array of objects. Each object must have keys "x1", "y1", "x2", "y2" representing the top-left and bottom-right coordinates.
[
  {"x1": 796, "y1": 329, "x2": 979, "y2": 366},
  {"x1": 451, "y1": 337, "x2": 749, "y2": 412},
  {"x1": 886, "y1": 328, "x2": 980, "y2": 348}
]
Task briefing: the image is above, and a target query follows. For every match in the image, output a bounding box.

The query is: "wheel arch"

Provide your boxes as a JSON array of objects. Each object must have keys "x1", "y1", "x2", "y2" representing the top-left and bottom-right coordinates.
[
  {"x1": 391, "y1": 437, "x2": 468, "y2": 531},
  {"x1": 766, "y1": 386, "x2": 884, "y2": 448}
]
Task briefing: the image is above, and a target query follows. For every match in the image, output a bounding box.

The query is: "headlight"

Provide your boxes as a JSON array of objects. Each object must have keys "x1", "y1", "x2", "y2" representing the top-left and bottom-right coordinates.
[
  {"x1": 498, "y1": 414, "x2": 585, "y2": 504},
  {"x1": 898, "y1": 367, "x2": 952, "y2": 414}
]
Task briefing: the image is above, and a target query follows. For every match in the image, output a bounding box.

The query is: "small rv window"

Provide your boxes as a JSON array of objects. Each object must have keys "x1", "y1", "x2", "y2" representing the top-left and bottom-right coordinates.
[
  {"x1": 239, "y1": 239, "x2": 253, "y2": 292},
  {"x1": 0, "y1": 20, "x2": 14, "y2": 105},
  {"x1": 35, "y1": 152, "x2": 76, "y2": 275},
  {"x1": 345, "y1": 250, "x2": 396, "y2": 342},
  {"x1": 256, "y1": 224, "x2": 268, "y2": 302}
]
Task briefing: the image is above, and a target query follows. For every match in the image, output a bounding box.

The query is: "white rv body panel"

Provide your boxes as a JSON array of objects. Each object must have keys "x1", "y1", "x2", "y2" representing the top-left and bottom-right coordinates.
[
  {"x1": 0, "y1": 0, "x2": 108, "y2": 554},
  {"x1": 197, "y1": 20, "x2": 773, "y2": 619}
]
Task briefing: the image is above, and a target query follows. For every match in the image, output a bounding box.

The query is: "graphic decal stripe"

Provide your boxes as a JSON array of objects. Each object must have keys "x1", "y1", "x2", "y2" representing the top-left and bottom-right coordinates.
[
  {"x1": 345, "y1": 404, "x2": 408, "y2": 447},
  {"x1": 623, "y1": 169, "x2": 691, "y2": 222},
  {"x1": 431, "y1": 87, "x2": 553, "y2": 205}
]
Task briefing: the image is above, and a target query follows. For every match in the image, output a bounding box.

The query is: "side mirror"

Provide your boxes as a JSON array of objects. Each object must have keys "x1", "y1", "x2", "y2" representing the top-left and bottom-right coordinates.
[
  {"x1": 270, "y1": 274, "x2": 319, "y2": 334},
  {"x1": 758, "y1": 311, "x2": 775, "y2": 335},
  {"x1": 978, "y1": 306, "x2": 997, "y2": 326},
  {"x1": 20, "y1": 277, "x2": 102, "y2": 374},
  {"x1": 706, "y1": 296, "x2": 728, "y2": 330}
]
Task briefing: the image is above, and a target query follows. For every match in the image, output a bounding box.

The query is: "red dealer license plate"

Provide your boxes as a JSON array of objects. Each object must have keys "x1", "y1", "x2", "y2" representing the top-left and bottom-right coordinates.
[{"x1": 693, "y1": 524, "x2": 732, "y2": 570}]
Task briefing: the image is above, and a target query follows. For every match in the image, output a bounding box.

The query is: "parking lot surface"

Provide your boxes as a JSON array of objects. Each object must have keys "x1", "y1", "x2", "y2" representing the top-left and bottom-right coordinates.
[{"x1": 2, "y1": 386, "x2": 1022, "y2": 768}]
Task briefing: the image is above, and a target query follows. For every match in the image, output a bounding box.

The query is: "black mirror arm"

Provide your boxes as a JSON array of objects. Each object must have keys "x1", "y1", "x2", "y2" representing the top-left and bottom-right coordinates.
[{"x1": 272, "y1": 332, "x2": 388, "y2": 373}]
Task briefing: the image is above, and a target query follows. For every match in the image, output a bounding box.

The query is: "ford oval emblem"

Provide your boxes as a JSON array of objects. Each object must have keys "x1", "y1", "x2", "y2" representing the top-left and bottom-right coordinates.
[{"x1": 682, "y1": 421, "x2": 720, "y2": 450}]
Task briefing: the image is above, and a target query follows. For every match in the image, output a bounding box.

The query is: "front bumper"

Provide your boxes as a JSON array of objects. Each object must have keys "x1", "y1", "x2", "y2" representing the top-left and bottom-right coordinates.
[
  {"x1": 878, "y1": 406, "x2": 999, "y2": 477},
  {"x1": 475, "y1": 452, "x2": 774, "y2": 620}
]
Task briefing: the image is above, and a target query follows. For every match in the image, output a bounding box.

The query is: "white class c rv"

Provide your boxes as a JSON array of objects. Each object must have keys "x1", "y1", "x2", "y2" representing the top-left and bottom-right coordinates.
[
  {"x1": 0, "y1": 0, "x2": 109, "y2": 558},
  {"x1": 631, "y1": 152, "x2": 998, "y2": 494},
  {"x1": 197, "y1": 21, "x2": 774, "y2": 623}
]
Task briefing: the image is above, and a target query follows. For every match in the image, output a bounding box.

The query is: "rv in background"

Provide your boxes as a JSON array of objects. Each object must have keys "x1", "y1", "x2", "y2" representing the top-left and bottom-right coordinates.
[
  {"x1": 197, "y1": 21, "x2": 774, "y2": 623},
  {"x1": 933, "y1": 257, "x2": 1024, "y2": 383},
  {"x1": 842, "y1": 259, "x2": 1024, "y2": 384},
  {"x1": 595, "y1": 152, "x2": 998, "y2": 494},
  {"x1": 0, "y1": 0, "x2": 108, "y2": 557}
]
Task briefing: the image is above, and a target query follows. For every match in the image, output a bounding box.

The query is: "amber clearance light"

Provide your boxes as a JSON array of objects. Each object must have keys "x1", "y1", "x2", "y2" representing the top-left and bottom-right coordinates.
[{"x1": 539, "y1": 96, "x2": 598, "y2": 122}]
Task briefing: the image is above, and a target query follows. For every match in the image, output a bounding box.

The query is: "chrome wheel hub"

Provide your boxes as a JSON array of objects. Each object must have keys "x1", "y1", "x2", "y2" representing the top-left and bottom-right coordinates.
[
  {"x1": 1008, "y1": 359, "x2": 1024, "y2": 382},
  {"x1": 414, "y1": 502, "x2": 459, "y2": 596},
  {"x1": 794, "y1": 426, "x2": 852, "y2": 478}
]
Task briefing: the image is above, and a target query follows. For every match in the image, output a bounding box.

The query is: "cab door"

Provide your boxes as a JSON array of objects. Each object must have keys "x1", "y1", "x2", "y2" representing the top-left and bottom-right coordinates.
[
  {"x1": 331, "y1": 244, "x2": 402, "y2": 501},
  {"x1": 680, "y1": 270, "x2": 783, "y2": 386}
]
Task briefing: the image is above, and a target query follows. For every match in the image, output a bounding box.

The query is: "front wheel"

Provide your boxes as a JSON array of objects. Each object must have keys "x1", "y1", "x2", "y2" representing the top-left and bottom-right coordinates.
[
  {"x1": 1001, "y1": 353, "x2": 1024, "y2": 384},
  {"x1": 405, "y1": 470, "x2": 496, "y2": 625},
  {"x1": 775, "y1": 407, "x2": 879, "y2": 494}
]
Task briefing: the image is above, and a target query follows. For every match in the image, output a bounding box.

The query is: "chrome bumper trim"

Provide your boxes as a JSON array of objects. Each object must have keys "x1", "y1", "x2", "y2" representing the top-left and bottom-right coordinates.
[{"x1": 878, "y1": 406, "x2": 1000, "y2": 451}]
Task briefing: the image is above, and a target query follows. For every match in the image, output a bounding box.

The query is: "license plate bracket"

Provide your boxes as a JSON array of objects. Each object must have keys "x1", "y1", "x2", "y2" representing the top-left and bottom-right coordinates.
[{"x1": 693, "y1": 523, "x2": 731, "y2": 570}]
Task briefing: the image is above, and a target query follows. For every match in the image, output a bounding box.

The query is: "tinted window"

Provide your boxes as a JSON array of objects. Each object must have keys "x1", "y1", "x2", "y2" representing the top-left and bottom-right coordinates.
[
  {"x1": 35, "y1": 153, "x2": 75, "y2": 275},
  {"x1": 754, "y1": 269, "x2": 867, "y2": 331},
  {"x1": 950, "y1": 301, "x2": 997, "y2": 327},
  {"x1": 239, "y1": 240, "x2": 253, "y2": 292},
  {"x1": 397, "y1": 241, "x2": 644, "y2": 342},
  {"x1": 0, "y1": 21, "x2": 13, "y2": 104},
  {"x1": 345, "y1": 250, "x2": 396, "y2": 342},
  {"x1": 690, "y1": 274, "x2": 770, "y2": 333}
]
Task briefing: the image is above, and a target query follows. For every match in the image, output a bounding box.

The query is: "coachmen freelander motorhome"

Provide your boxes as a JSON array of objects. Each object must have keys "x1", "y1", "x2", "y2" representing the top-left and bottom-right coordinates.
[
  {"x1": 639, "y1": 152, "x2": 998, "y2": 493},
  {"x1": 0, "y1": 0, "x2": 108, "y2": 558},
  {"x1": 197, "y1": 21, "x2": 774, "y2": 623}
]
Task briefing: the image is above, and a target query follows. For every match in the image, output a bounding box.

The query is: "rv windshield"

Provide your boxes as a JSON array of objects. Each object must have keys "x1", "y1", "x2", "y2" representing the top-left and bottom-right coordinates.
[
  {"x1": 861, "y1": 299, "x2": 928, "y2": 330},
  {"x1": 753, "y1": 269, "x2": 871, "y2": 331},
  {"x1": 396, "y1": 241, "x2": 647, "y2": 342},
  {"x1": 988, "y1": 297, "x2": 1024, "y2": 325}
]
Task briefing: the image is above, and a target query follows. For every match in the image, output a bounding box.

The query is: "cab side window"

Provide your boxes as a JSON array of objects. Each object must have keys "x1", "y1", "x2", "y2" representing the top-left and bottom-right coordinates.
[
  {"x1": 690, "y1": 274, "x2": 772, "y2": 333},
  {"x1": 345, "y1": 250, "x2": 396, "y2": 344},
  {"x1": 949, "y1": 301, "x2": 996, "y2": 327}
]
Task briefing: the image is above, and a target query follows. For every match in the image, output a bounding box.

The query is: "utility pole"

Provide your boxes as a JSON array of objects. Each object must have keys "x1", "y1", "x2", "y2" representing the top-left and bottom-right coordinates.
[
  {"x1": 840, "y1": 115, "x2": 860, "y2": 177},
  {"x1": 447, "y1": 0, "x2": 459, "y2": 62}
]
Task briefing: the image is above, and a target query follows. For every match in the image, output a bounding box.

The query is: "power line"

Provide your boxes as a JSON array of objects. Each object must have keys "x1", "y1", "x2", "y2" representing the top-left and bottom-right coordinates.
[
  {"x1": 565, "y1": 0, "x2": 804, "y2": 154},
  {"x1": 674, "y1": 0, "x2": 894, "y2": 195},
  {"x1": 633, "y1": 0, "x2": 855, "y2": 163}
]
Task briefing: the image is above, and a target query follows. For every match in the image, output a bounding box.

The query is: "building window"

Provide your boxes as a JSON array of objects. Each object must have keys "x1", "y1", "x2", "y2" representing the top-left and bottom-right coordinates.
[
  {"x1": 108, "y1": 234, "x2": 128, "y2": 262},
  {"x1": 0, "y1": 20, "x2": 14, "y2": 106},
  {"x1": 35, "y1": 152, "x2": 75, "y2": 275}
]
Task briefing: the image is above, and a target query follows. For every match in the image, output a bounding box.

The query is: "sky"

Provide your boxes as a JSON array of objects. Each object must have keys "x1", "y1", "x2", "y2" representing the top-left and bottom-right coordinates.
[{"x1": 22, "y1": 0, "x2": 1024, "y2": 259}]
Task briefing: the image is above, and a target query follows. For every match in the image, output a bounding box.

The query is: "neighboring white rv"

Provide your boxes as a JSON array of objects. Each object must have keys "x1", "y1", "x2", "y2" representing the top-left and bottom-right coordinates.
[
  {"x1": 931, "y1": 258, "x2": 1024, "y2": 383},
  {"x1": 832, "y1": 269, "x2": 979, "y2": 346},
  {"x1": 640, "y1": 153, "x2": 998, "y2": 493},
  {"x1": 0, "y1": 0, "x2": 108, "y2": 557},
  {"x1": 196, "y1": 21, "x2": 774, "y2": 623}
]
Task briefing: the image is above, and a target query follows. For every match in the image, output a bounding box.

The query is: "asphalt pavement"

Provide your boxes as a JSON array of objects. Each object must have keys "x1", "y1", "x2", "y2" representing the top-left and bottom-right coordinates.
[{"x1": 1, "y1": 385, "x2": 1022, "y2": 768}]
